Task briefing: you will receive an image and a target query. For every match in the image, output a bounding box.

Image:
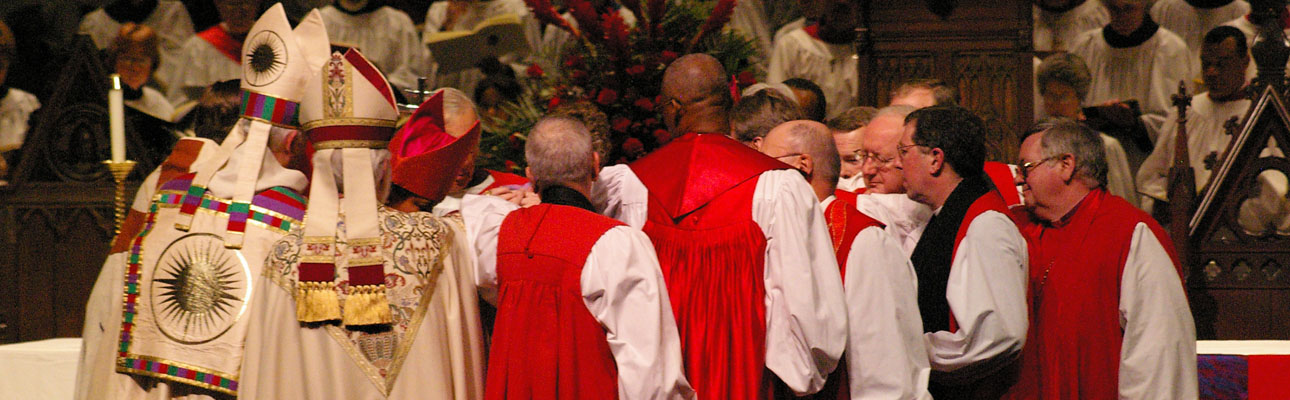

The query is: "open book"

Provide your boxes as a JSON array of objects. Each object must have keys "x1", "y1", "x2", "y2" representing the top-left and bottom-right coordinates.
[{"x1": 425, "y1": 13, "x2": 527, "y2": 74}]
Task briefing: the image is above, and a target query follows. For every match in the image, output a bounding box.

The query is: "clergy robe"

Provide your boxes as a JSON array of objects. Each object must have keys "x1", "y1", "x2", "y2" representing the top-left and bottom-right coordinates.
[
  {"x1": 853, "y1": 192, "x2": 933, "y2": 257},
  {"x1": 320, "y1": 6, "x2": 427, "y2": 92},
  {"x1": 239, "y1": 207, "x2": 486, "y2": 400},
  {"x1": 1033, "y1": 1, "x2": 1109, "y2": 52},
  {"x1": 433, "y1": 168, "x2": 531, "y2": 217},
  {"x1": 77, "y1": 0, "x2": 195, "y2": 83},
  {"x1": 1070, "y1": 19, "x2": 1194, "y2": 140},
  {"x1": 462, "y1": 190, "x2": 693, "y2": 399},
  {"x1": 1101, "y1": 133, "x2": 1141, "y2": 208},
  {"x1": 907, "y1": 173, "x2": 1028, "y2": 400},
  {"x1": 1004, "y1": 189, "x2": 1197, "y2": 399},
  {"x1": 0, "y1": 87, "x2": 39, "y2": 154},
  {"x1": 819, "y1": 194, "x2": 933, "y2": 400},
  {"x1": 126, "y1": 86, "x2": 177, "y2": 121},
  {"x1": 423, "y1": 0, "x2": 541, "y2": 96},
  {"x1": 592, "y1": 133, "x2": 846, "y2": 399},
  {"x1": 1136, "y1": 92, "x2": 1255, "y2": 207},
  {"x1": 76, "y1": 137, "x2": 215, "y2": 400},
  {"x1": 1151, "y1": 0, "x2": 1250, "y2": 77},
  {"x1": 767, "y1": 27, "x2": 858, "y2": 119},
  {"x1": 159, "y1": 25, "x2": 242, "y2": 103}
]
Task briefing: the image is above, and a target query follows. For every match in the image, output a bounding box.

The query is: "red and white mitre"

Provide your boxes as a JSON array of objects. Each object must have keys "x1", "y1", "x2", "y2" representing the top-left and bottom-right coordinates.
[
  {"x1": 294, "y1": 47, "x2": 401, "y2": 326},
  {"x1": 388, "y1": 90, "x2": 481, "y2": 203}
]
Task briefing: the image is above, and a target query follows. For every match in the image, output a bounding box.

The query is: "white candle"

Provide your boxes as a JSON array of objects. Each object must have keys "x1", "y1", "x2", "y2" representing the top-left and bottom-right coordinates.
[{"x1": 109, "y1": 74, "x2": 125, "y2": 163}]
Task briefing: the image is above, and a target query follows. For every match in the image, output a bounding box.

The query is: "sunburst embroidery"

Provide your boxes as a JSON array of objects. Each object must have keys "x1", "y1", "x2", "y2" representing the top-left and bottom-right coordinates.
[
  {"x1": 151, "y1": 233, "x2": 248, "y2": 344},
  {"x1": 243, "y1": 30, "x2": 288, "y2": 87}
]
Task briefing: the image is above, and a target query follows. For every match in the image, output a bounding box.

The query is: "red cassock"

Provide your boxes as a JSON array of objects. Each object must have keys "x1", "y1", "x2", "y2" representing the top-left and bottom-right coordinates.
[
  {"x1": 1005, "y1": 189, "x2": 1181, "y2": 399},
  {"x1": 486, "y1": 204, "x2": 624, "y2": 399},
  {"x1": 806, "y1": 194, "x2": 884, "y2": 400},
  {"x1": 628, "y1": 133, "x2": 788, "y2": 400}
]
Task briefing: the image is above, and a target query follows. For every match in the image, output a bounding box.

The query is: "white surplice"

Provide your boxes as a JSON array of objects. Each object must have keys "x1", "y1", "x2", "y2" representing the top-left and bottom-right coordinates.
[
  {"x1": 1117, "y1": 222, "x2": 1199, "y2": 399},
  {"x1": 239, "y1": 209, "x2": 486, "y2": 400},
  {"x1": 1071, "y1": 25, "x2": 1194, "y2": 140},
  {"x1": 852, "y1": 192, "x2": 934, "y2": 257},
  {"x1": 593, "y1": 165, "x2": 847, "y2": 395},
  {"x1": 1151, "y1": 0, "x2": 1249, "y2": 75},
  {"x1": 1102, "y1": 133, "x2": 1141, "y2": 208},
  {"x1": 730, "y1": 0, "x2": 773, "y2": 75},
  {"x1": 320, "y1": 6, "x2": 427, "y2": 92},
  {"x1": 1033, "y1": 1, "x2": 1109, "y2": 52},
  {"x1": 159, "y1": 33, "x2": 241, "y2": 103},
  {"x1": 126, "y1": 86, "x2": 176, "y2": 122},
  {"x1": 821, "y1": 196, "x2": 933, "y2": 400},
  {"x1": 77, "y1": 0, "x2": 195, "y2": 85},
  {"x1": 461, "y1": 195, "x2": 695, "y2": 399},
  {"x1": 767, "y1": 28, "x2": 858, "y2": 119},
  {"x1": 1136, "y1": 92, "x2": 1253, "y2": 204}
]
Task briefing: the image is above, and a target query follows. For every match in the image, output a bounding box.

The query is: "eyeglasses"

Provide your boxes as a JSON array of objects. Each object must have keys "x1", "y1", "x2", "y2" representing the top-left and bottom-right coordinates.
[
  {"x1": 859, "y1": 151, "x2": 895, "y2": 167},
  {"x1": 768, "y1": 152, "x2": 804, "y2": 162},
  {"x1": 1019, "y1": 156, "x2": 1060, "y2": 179},
  {"x1": 896, "y1": 142, "x2": 927, "y2": 158}
]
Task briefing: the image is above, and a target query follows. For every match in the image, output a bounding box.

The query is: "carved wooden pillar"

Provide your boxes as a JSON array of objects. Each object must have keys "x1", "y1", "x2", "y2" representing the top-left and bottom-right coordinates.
[{"x1": 859, "y1": 1, "x2": 1033, "y2": 162}]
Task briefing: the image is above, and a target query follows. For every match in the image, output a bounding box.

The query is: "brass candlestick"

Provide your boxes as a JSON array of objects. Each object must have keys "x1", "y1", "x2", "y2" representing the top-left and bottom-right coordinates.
[{"x1": 103, "y1": 159, "x2": 137, "y2": 237}]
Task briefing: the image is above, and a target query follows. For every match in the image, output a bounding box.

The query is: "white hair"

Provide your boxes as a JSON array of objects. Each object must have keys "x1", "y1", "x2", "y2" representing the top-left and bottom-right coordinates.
[
  {"x1": 741, "y1": 83, "x2": 798, "y2": 104},
  {"x1": 437, "y1": 87, "x2": 477, "y2": 123}
]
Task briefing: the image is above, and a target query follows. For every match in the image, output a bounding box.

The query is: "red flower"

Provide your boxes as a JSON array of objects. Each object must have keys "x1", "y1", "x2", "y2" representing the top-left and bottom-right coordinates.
[
  {"x1": 622, "y1": 138, "x2": 644, "y2": 154},
  {"x1": 526, "y1": 63, "x2": 544, "y2": 78},
  {"x1": 660, "y1": 51, "x2": 679, "y2": 64},
  {"x1": 548, "y1": 96, "x2": 562, "y2": 109},
  {"x1": 564, "y1": 54, "x2": 583, "y2": 68},
  {"x1": 643, "y1": 117, "x2": 658, "y2": 126},
  {"x1": 634, "y1": 97, "x2": 654, "y2": 111},
  {"x1": 570, "y1": 69, "x2": 588, "y2": 82},
  {"x1": 736, "y1": 70, "x2": 756, "y2": 86},
  {"x1": 626, "y1": 64, "x2": 646, "y2": 75},
  {"x1": 508, "y1": 132, "x2": 523, "y2": 149},
  {"x1": 597, "y1": 88, "x2": 619, "y2": 105},
  {"x1": 653, "y1": 128, "x2": 671, "y2": 144},
  {"x1": 504, "y1": 160, "x2": 519, "y2": 172},
  {"x1": 612, "y1": 116, "x2": 632, "y2": 132}
]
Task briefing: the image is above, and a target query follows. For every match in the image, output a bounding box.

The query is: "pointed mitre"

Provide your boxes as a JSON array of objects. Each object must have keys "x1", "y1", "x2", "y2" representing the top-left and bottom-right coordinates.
[{"x1": 388, "y1": 91, "x2": 481, "y2": 203}]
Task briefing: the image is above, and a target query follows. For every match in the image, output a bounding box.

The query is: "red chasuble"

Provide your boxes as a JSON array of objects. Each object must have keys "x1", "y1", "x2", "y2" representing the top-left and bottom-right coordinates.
[
  {"x1": 487, "y1": 204, "x2": 624, "y2": 400},
  {"x1": 1004, "y1": 189, "x2": 1180, "y2": 400},
  {"x1": 808, "y1": 197, "x2": 884, "y2": 400},
  {"x1": 629, "y1": 133, "x2": 787, "y2": 400},
  {"x1": 196, "y1": 25, "x2": 242, "y2": 64}
]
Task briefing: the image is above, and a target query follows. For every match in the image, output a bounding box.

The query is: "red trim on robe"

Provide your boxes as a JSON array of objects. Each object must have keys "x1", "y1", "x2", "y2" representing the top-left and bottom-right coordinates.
[
  {"x1": 948, "y1": 189, "x2": 1011, "y2": 333},
  {"x1": 489, "y1": 204, "x2": 623, "y2": 399},
  {"x1": 196, "y1": 25, "x2": 242, "y2": 64}
]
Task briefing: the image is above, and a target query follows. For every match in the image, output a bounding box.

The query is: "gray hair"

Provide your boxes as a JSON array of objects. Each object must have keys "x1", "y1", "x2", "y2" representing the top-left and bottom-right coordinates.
[
  {"x1": 1033, "y1": 118, "x2": 1106, "y2": 188},
  {"x1": 525, "y1": 117, "x2": 595, "y2": 191},
  {"x1": 781, "y1": 121, "x2": 840, "y2": 186},
  {"x1": 732, "y1": 89, "x2": 804, "y2": 143},
  {"x1": 826, "y1": 106, "x2": 878, "y2": 132},
  {"x1": 437, "y1": 87, "x2": 477, "y2": 126},
  {"x1": 1037, "y1": 53, "x2": 1092, "y2": 100},
  {"x1": 874, "y1": 104, "x2": 916, "y2": 120},
  {"x1": 325, "y1": 149, "x2": 393, "y2": 203}
]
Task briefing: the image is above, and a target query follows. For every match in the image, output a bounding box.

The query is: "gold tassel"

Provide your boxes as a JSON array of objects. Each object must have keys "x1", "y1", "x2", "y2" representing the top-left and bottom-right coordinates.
[
  {"x1": 342, "y1": 284, "x2": 392, "y2": 326},
  {"x1": 296, "y1": 281, "x2": 341, "y2": 322}
]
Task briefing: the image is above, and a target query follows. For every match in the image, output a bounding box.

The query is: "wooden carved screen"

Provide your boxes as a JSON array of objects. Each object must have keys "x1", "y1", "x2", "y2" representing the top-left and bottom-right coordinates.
[
  {"x1": 860, "y1": 0, "x2": 1033, "y2": 162},
  {"x1": 0, "y1": 36, "x2": 174, "y2": 343}
]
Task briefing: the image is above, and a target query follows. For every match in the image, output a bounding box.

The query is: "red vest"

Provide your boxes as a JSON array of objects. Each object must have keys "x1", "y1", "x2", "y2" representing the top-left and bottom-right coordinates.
[
  {"x1": 808, "y1": 197, "x2": 884, "y2": 400},
  {"x1": 1004, "y1": 189, "x2": 1180, "y2": 400},
  {"x1": 630, "y1": 133, "x2": 788, "y2": 400},
  {"x1": 487, "y1": 204, "x2": 624, "y2": 400}
]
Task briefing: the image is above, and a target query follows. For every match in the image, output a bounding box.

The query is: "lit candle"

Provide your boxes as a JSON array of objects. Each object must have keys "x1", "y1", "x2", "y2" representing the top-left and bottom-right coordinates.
[{"x1": 109, "y1": 74, "x2": 125, "y2": 163}]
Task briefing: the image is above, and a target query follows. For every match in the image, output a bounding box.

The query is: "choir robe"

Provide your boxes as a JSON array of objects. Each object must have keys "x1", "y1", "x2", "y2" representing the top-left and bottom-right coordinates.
[
  {"x1": 423, "y1": 0, "x2": 541, "y2": 96},
  {"x1": 76, "y1": 138, "x2": 215, "y2": 400},
  {"x1": 159, "y1": 25, "x2": 242, "y2": 103},
  {"x1": 1220, "y1": 11, "x2": 1290, "y2": 80},
  {"x1": 1070, "y1": 21, "x2": 1193, "y2": 141},
  {"x1": 819, "y1": 195, "x2": 932, "y2": 400},
  {"x1": 1033, "y1": 1, "x2": 1108, "y2": 52},
  {"x1": 433, "y1": 169, "x2": 531, "y2": 217},
  {"x1": 462, "y1": 191, "x2": 694, "y2": 399},
  {"x1": 1136, "y1": 92, "x2": 1254, "y2": 208},
  {"x1": 126, "y1": 86, "x2": 176, "y2": 121},
  {"x1": 730, "y1": 0, "x2": 773, "y2": 74},
  {"x1": 1004, "y1": 189, "x2": 1198, "y2": 400},
  {"x1": 593, "y1": 133, "x2": 846, "y2": 399},
  {"x1": 0, "y1": 87, "x2": 40, "y2": 154},
  {"x1": 320, "y1": 6, "x2": 427, "y2": 92},
  {"x1": 1151, "y1": 0, "x2": 1249, "y2": 78},
  {"x1": 907, "y1": 174, "x2": 1028, "y2": 400},
  {"x1": 853, "y1": 193, "x2": 933, "y2": 257},
  {"x1": 77, "y1": 0, "x2": 195, "y2": 84},
  {"x1": 238, "y1": 207, "x2": 486, "y2": 400},
  {"x1": 1101, "y1": 133, "x2": 1141, "y2": 208},
  {"x1": 767, "y1": 27, "x2": 858, "y2": 119}
]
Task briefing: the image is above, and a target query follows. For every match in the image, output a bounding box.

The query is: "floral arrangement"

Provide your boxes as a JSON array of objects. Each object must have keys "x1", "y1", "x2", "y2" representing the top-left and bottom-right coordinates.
[{"x1": 477, "y1": 0, "x2": 759, "y2": 172}]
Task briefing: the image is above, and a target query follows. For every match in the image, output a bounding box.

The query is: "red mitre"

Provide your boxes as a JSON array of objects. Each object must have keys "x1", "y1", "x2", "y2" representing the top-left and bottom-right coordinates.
[{"x1": 388, "y1": 90, "x2": 481, "y2": 202}]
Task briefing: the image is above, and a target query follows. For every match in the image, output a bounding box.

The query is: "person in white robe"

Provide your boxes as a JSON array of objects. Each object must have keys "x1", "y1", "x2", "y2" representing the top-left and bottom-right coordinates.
[
  {"x1": 767, "y1": 0, "x2": 860, "y2": 119},
  {"x1": 1151, "y1": 0, "x2": 1249, "y2": 75},
  {"x1": 1137, "y1": 25, "x2": 1286, "y2": 219},
  {"x1": 320, "y1": 0, "x2": 427, "y2": 92},
  {"x1": 1220, "y1": 5, "x2": 1290, "y2": 80},
  {"x1": 1036, "y1": 52, "x2": 1140, "y2": 207},
  {"x1": 77, "y1": 0, "x2": 194, "y2": 85},
  {"x1": 109, "y1": 23, "x2": 176, "y2": 120},
  {"x1": 1034, "y1": 0, "x2": 1110, "y2": 51},
  {"x1": 158, "y1": 0, "x2": 258, "y2": 103},
  {"x1": 423, "y1": 0, "x2": 541, "y2": 97},
  {"x1": 759, "y1": 120, "x2": 932, "y2": 399},
  {"x1": 729, "y1": 0, "x2": 773, "y2": 75},
  {"x1": 1071, "y1": 0, "x2": 1194, "y2": 142}
]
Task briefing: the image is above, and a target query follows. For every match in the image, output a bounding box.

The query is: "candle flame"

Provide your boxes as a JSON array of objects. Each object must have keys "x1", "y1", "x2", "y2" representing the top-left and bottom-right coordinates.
[{"x1": 111, "y1": 74, "x2": 122, "y2": 91}]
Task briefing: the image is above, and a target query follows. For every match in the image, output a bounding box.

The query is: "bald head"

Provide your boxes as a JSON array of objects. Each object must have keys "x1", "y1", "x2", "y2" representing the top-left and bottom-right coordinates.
[
  {"x1": 660, "y1": 54, "x2": 732, "y2": 135},
  {"x1": 526, "y1": 116, "x2": 597, "y2": 192},
  {"x1": 761, "y1": 120, "x2": 840, "y2": 199}
]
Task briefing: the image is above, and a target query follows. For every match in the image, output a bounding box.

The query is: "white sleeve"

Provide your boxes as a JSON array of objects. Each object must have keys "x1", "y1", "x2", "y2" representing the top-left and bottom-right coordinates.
[
  {"x1": 925, "y1": 211, "x2": 1029, "y2": 380},
  {"x1": 753, "y1": 170, "x2": 847, "y2": 395},
  {"x1": 766, "y1": 33, "x2": 793, "y2": 84},
  {"x1": 592, "y1": 164, "x2": 649, "y2": 228},
  {"x1": 459, "y1": 194, "x2": 519, "y2": 297},
  {"x1": 845, "y1": 227, "x2": 933, "y2": 400},
  {"x1": 581, "y1": 226, "x2": 696, "y2": 400},
  {"x1": 1136, "y1": 109, "x2": 1179, "y2": 204},
  {"x1": 1118, "y1": 223, "x2": 1198, "y2": 400}
]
